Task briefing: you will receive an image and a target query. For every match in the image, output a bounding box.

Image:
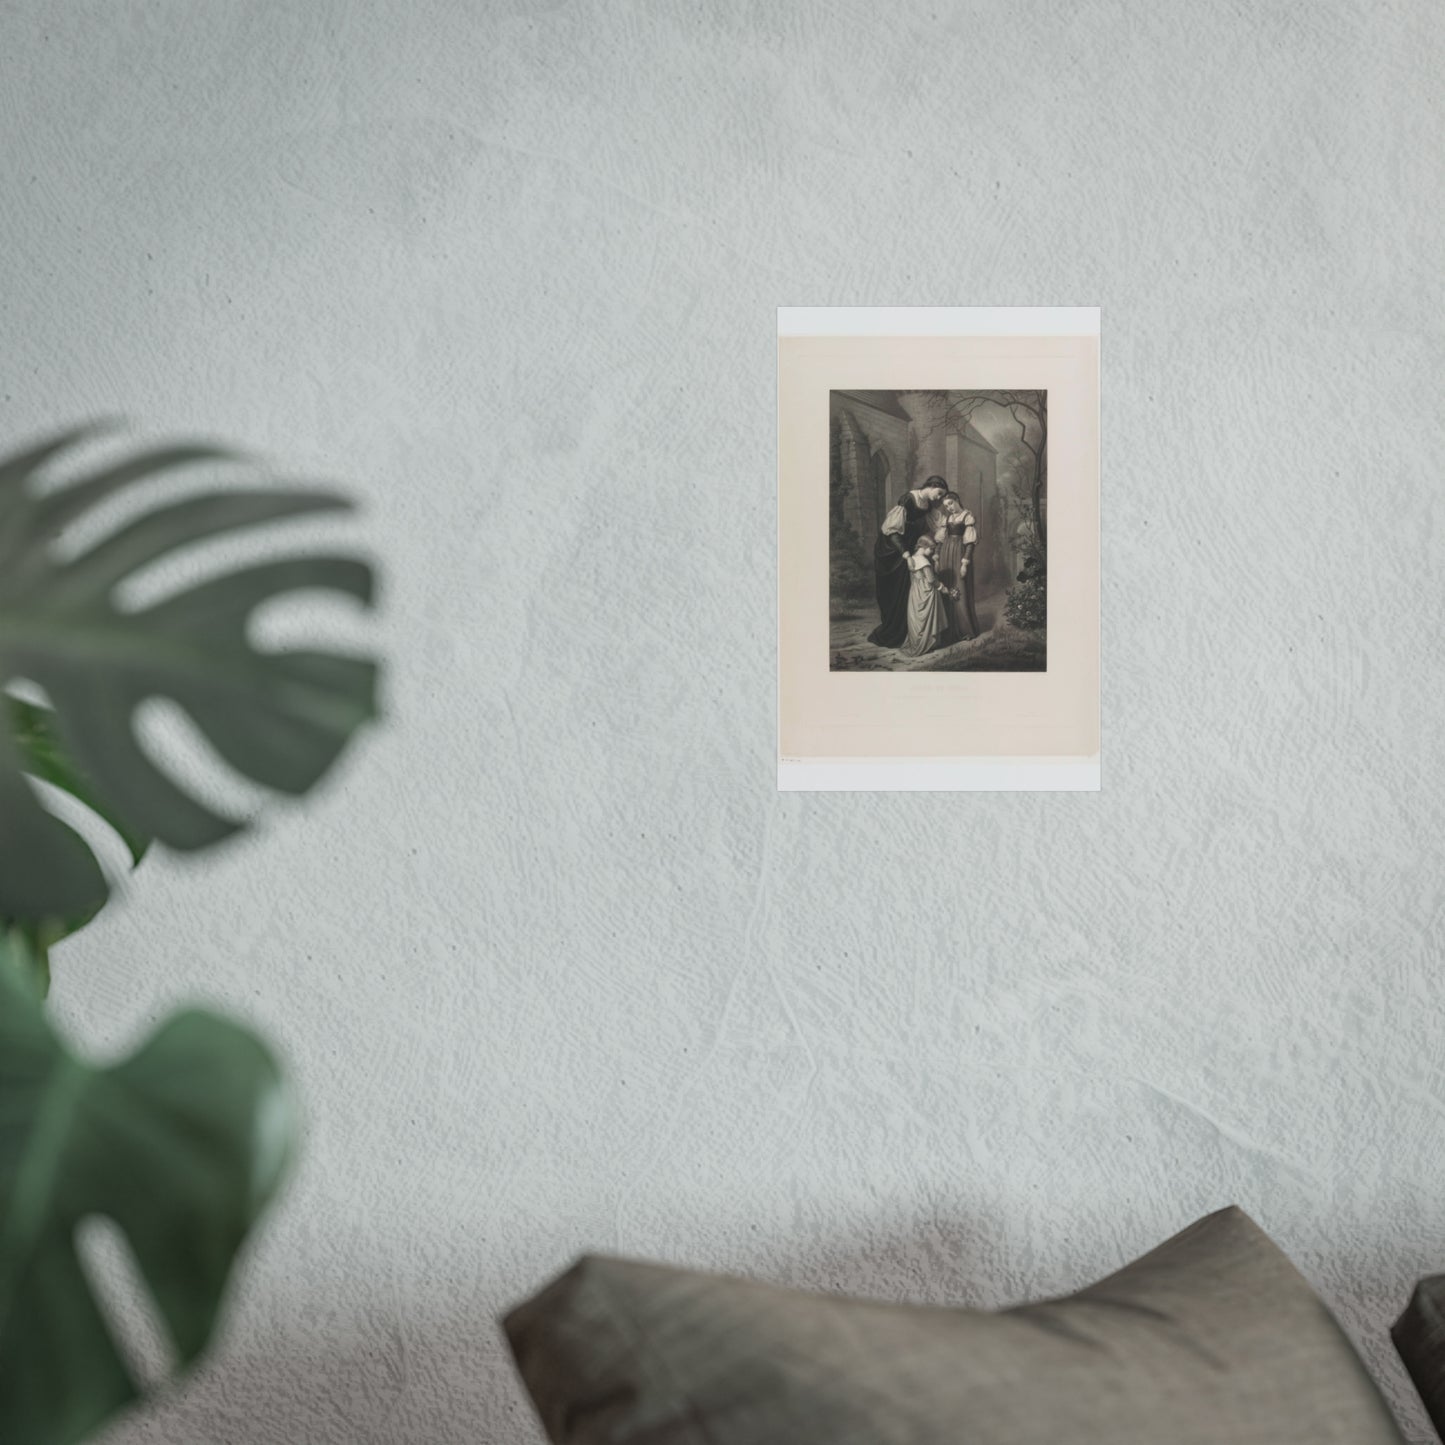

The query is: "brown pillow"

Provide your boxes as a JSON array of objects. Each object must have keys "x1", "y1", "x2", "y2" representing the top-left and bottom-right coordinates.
[
  {"x1": 504, "y1": 1206, "x2": 1405, "y2": 1445},
  {"x1": 1394, "y1": 1275, "x2": 1445, "y2": 1441}
]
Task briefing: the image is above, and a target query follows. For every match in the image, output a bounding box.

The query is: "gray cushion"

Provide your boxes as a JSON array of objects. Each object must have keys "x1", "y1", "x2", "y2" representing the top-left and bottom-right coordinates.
[
  {"x1": 1394, "y1": 1275, "x2": 1445, "y2": 1441},
  {"x1": 504, "y1": 1206, "x2": 1404, "y2": 1444}
]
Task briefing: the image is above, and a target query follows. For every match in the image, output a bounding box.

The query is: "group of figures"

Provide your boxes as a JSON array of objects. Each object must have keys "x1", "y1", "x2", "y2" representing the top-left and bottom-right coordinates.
[{"x1": 867, "y1": 478, "x2": 979, "y2": 658}]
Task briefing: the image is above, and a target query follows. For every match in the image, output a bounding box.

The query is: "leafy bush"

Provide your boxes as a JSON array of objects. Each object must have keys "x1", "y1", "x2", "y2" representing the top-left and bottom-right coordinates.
[{"x1": 1004, "y1": 549, "x2": 1046, "y2": 631}]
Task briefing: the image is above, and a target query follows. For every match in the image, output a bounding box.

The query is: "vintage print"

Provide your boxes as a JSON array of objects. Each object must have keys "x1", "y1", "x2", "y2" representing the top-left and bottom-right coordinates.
[
  {"x1": 830, "y1": 390, "x2": 1046, "y2": 673},
  {"x1": 777, "y1": 316, "x2": 1098, "y2": 789}
]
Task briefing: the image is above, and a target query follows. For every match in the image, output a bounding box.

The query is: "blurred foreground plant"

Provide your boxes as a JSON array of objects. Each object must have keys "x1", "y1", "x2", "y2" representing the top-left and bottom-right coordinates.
[{"x1": 0, "y1": 426, "x2": 379, "y2": 1445}]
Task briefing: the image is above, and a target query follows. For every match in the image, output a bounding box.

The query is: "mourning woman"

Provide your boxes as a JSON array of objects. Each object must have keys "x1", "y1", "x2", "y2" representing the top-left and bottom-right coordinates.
[
  {"x1": 933, "y1": 491, "x2": 979, "y2": 640},
  {"x1": 867, "y1": 478, "x2": 946, "y2": 648}
]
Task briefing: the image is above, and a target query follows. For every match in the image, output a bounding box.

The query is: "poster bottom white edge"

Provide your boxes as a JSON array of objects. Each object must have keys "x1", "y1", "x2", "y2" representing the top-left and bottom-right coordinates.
[{"x1": 776, "y1": 758, "x2": 1101, "y2": 792}]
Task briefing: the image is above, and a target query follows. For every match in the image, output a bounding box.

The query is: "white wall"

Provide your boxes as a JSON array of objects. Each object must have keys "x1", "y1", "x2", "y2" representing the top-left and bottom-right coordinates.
[{"x1": 4, "y1": 2, "x2": 1443, "y2": 1441}]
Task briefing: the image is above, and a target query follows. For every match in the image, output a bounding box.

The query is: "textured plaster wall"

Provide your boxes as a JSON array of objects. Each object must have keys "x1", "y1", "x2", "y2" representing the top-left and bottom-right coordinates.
[{"x1": 2, "y1": 2, "x2": 1443, "y2": 1441}]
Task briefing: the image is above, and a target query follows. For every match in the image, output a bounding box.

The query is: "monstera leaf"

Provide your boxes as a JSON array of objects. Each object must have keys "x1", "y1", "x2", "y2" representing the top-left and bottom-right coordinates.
[
  {"x1": 4, "y1": 698, "x2": 152, "y2": 994},
  {"x1": 0, "y1": 937, "x2": 294, "y2": 1445},
  {"x1": 9, "y1": 696, "x2": 150, "y2": 870},
  {"x1": 0, "y1": 425, "x2": 378, "y2": 925}
]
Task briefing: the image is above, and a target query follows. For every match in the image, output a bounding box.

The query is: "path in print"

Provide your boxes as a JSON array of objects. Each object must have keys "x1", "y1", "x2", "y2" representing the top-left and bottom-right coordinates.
[{"x1": 830, "y1": 586, "x2": 1046, "y2": 673}]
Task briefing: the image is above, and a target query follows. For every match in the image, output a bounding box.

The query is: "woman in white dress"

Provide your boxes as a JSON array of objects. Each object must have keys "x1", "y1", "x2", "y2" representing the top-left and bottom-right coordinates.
[
  {"x1": 868, "y1": 481, "x2": 946, "y2": 647},
  {"x1": 901, "y1": 534, "x2": 957, "y2": 658}
]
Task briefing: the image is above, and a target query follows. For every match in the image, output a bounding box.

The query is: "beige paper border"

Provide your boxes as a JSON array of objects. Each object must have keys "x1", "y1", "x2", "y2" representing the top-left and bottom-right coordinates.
[{"x1": 778, "y1": 333, "x2": 1099, "y2": 763}]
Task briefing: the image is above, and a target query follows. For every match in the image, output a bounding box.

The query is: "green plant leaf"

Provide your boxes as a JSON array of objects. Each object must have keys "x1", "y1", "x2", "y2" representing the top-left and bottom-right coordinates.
[
  {"x1": 0, "y1": 926, "x2": 49, "y2": 1001},
  {"x1": 0, "y1": 425, "x2": 378, "y2": 923},
  {"x1": 5, "y1": 697, "x2": 148, "y2": 955},
  {"x1": 0, "y1": 953, "x2": 294, "y2": 1445},
  {"x1": 9, "y1": 698, "x2": 150, "y2": 868}
]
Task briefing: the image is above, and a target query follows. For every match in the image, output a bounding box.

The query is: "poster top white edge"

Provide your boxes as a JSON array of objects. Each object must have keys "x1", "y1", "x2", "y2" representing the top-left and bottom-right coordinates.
[{"x1": 777, "y1": 306, "x2": 1100, "y2": 337}]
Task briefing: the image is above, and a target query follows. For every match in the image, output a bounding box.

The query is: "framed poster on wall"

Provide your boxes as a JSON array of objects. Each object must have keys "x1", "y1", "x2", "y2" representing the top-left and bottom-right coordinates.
[{"x1": 778, "y1": 306, "x2": 1100, "y2": 791}]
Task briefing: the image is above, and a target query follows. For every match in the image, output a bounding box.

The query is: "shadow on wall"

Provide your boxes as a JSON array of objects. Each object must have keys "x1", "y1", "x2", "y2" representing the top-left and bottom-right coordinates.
[{"x1": 107, "y1": 1205, "x2": 1434, "y2": 1445}]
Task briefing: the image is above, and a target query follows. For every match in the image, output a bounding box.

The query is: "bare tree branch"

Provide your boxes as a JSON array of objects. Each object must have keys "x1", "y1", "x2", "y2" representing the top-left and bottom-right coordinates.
[{"x1": 940, "y1": 391, "x2": 1047, "y2": 551}]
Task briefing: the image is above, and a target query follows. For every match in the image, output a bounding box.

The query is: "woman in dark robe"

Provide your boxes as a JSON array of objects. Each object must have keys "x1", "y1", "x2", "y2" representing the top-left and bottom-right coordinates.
[{"x1": 867, "y1": 478, "x2": 946, "y2": 648}]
